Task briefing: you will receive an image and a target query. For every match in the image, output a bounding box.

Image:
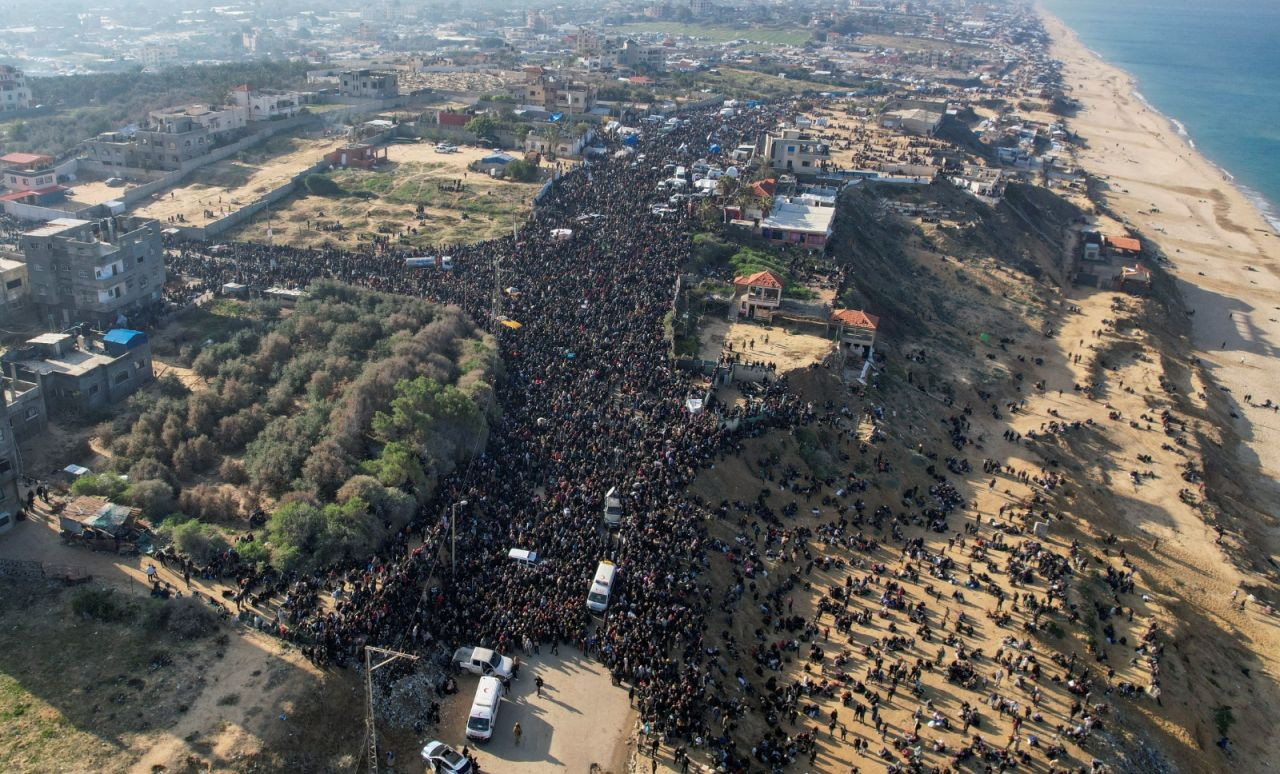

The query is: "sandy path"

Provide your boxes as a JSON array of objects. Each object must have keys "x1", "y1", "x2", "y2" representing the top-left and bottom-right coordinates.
[{"x1": 437, "y1": 648, "x2": 634, "y2": 773}]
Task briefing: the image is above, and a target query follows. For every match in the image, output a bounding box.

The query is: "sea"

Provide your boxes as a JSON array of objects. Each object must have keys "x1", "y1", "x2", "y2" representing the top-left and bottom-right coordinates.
[{"x1": 1040, "y1": 0, "x2": 1280, "y2": 231}]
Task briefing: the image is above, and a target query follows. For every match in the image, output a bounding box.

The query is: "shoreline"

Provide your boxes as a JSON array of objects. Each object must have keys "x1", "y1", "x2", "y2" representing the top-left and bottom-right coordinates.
[
  {"x1": 1038, "y1": 6, "x2": 1280, "y2": 495},
  {"x1": 1041, "y1": 8, "x2": 1280, "y2": 236}
]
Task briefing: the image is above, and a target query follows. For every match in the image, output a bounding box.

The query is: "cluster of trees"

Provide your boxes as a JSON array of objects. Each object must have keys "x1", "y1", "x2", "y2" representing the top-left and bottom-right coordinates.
[
  {"x1": 95, "y1": 282, "x2": 499, "y2": 572},
  {"x1": 2, "y1": 60, "x2": 311, "y2": 156}
]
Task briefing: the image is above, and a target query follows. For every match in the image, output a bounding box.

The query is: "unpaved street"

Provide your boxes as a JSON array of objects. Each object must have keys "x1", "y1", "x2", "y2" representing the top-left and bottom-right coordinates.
[{"x1": 438, "y1": 648, "x2": 633, "y2": 773}]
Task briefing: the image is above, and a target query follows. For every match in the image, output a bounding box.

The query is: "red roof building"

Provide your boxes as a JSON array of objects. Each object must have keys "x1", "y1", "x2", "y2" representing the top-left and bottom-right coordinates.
[
  {"x1": 731, "y1": 270, "x2": 784, "y2": 321},
  {"x1": 437, "y1": 110, "x2": 469, "y2": 128},
  {"x1": 831, "y1": 308, "x2": 880, "y2": 353}
]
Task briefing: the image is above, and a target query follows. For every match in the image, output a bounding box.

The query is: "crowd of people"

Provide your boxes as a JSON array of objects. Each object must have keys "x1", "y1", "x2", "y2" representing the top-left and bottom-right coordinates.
[{"x1": 149, "y1": 100, "x2": 1167, "y2": 774}]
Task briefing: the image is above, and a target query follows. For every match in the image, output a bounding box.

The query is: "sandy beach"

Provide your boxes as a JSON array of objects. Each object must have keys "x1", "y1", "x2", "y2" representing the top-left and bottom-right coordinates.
[
  {"x1": 1035, "y1": 8, "x2": 1280, "y2": 770},
  {"x1": 1039, "y1": 10, "x2": 1280, "y2": 500}
]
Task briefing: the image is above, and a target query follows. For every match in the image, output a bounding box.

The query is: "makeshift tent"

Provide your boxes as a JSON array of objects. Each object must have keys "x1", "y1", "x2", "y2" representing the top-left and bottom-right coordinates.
[{"x1": 500, "y1": 319, "x2": 523, "y2": 330}]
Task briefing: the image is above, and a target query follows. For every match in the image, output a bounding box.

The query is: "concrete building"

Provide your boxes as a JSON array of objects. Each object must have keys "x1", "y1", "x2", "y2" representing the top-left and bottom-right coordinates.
[
  {"x1": 20, "y1": 216, "x2": 165, "y2": 328},
  {"x1": 731, "y1": 269, "x2": 783, "y2": 321},
  {"x1": 339, "y1": 69, "x2": 399, "y2": 99},
  {"x1": 760, "y1": 198, "x2": 836, "y2": 249},
  {"x1": 0, "y1": 256, "x2": 29, "y2": 318},
  {"x1": 0, "y1": 395, "x2": 20, "y2": 532},
  {"x1": 139, "y1": 44, "x2": 179, "y2": 67},
  {"x1": 830, "y1": 308, "x2": 880, "y2": 357},
  {"x1": 618, "y1": 40, "x2": 666, "y2": 71},
  {"x1": 3, "y1": 328, "x2": 153, "y2": 414},
  {"x1": 1, "y1": 369, "x2": 44, "y2": 440},
  {"x1": 510, "y1": 67, "x2": 596, "y2": 112},
  {"x1": 231, "y1": 84, "x2": 310, "y2": 121},
  {"x1": 84, "y1": 112, "x2": 212, "y2": 171},
  {"x1": 880, "y1": 99, "x2": 946, "y2": 136},
  {"x1": 0, "y1": 65, "x2": 31, "y2": 113},
  {"x1": 762, "y1": 129, "x2": 830, "y2": 174},
  {"x1": 149, "y1": 104, "x2": 246, "y2": 138}
]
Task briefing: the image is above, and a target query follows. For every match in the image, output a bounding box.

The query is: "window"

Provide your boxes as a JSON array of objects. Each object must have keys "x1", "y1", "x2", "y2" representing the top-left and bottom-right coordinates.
[
  {"x1": 114, "y1": 371, "x2": 130, "y2": 384},
  {"x1": 78, "y1": 270, "x2": 88, "y2": 279},
  {"x1": 24, "y1": 407, "x2": 36, "y2": 420},
  {"x1": 88, "y1": 384, "x2": 99, "y2": 395},
  {"x1": 0, "y1": 458, "x2": 10, "y2": 474},
  {"x1": 5, "y1": 278, "x2": 20, "y2": 290}
]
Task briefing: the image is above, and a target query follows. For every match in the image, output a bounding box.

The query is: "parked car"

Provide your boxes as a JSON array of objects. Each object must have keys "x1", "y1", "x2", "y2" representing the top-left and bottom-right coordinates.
[
  {"x1": 452, "y1": 646, "x2": 514, "y2": 679},
  {"x1": 422, "y1": 741, "x2": 472, "y2": 773}
]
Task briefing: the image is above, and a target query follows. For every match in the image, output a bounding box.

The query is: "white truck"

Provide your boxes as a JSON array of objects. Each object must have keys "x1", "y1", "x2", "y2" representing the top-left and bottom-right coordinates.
[
  {"x1": 603, "y1": 486, "x2": 623, "y2": 527},
  {"x1": 452, "y1": 646, "x2": 515, "y2": 679}
]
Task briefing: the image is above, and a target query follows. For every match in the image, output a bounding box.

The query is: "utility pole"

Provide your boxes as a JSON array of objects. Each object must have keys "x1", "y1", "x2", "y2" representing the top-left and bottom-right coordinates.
[
  {"x1": 364, "y1": 645, "x2": 419, "y2": 774},
  {"x1": 450, "y1": 499, "x2": 469, "y2": 575}
]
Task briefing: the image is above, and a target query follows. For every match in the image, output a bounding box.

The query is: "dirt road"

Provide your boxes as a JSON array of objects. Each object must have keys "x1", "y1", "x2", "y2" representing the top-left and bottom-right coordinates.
[{"x1": 438, "y1": 648, "x2": 634, "y2": 774}]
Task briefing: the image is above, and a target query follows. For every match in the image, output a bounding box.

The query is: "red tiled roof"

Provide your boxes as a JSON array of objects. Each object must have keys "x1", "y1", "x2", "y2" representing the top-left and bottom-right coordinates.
[
  {"x1": 438, "y1": 111, "x2": 469, "y2": 127},
  {"x1": 0, "y1": 152, "x2": 53, "y2": 166},
  {"x1": 1105, "y1": 235, "x2": 1141, "y2": 252},
  {"x1": 733, "y1": 270, "x2": 784, "y2": 289},
  {"x1": 628, "y1": 76, "x2": 655, "y2": 85},
  {"x1": 831, "y1": 309, "x2": 880, "y2": 329},
  {"x1": 751, "y1": 178, "x2": 776, "y2": 198}
]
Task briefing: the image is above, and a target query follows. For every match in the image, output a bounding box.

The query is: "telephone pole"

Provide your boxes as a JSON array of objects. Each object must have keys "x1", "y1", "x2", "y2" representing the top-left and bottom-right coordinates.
[{"x1": 364, "y1": 645, "x2": 419, "y2": 774}]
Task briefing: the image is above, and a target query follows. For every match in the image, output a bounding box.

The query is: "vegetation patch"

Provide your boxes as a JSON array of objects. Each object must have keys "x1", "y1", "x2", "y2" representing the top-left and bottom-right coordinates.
[{"x1": 100, "y1": 282, "x2": 500, "y2": 572}]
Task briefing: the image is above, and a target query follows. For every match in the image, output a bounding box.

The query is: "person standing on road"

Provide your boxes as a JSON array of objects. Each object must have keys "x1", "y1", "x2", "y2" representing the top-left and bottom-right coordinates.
[
  {"x1": 513, "y1": 722, "x2": 522, "y2": 746},
  {"x1": 535, "y1": 675, "x2": 544, "y2": 697}
]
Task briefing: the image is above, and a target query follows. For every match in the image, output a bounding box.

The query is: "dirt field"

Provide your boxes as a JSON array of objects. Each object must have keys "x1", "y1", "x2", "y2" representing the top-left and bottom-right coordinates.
[
  {"x1": 132, "y1": 131, "x2": 349, "y2": 227},
  {"x1": 698, "y1": 317, "x2": 834, "y2": 372},
  {"x1": 228, "y1": 142, "x2": 544, "y2": 249},
  {"x1": 437, "y1": 648, "x2": 634, "y2": 774}
]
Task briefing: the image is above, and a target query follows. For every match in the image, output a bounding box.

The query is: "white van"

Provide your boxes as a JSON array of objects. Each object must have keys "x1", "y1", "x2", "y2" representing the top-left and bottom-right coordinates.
[
  {"x1": 603, "y1": 487, "x2": 623, "y2": 527},
  {"x1": 508, "y1": 548, "x2": 539, "y2": 566},
  {"x1": 465, "y1": 676, "x2": 504, "y2": 742},
  {"x1": 586, "y1": 560, "x2": 616, "y2": 612}
]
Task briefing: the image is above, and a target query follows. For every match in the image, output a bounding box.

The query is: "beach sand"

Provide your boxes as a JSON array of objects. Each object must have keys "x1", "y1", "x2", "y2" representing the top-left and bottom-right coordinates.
[
  {"x1": 1040, "y1": 12, "x2": 1280, "y2": 500},
  {"x1": 1037, "y1": 9, "x2": 1280, "y2": 769}
]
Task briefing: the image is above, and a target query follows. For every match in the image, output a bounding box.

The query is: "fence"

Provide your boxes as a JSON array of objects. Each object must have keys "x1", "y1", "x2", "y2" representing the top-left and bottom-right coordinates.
[{"x1": 0, "y1": 556, "x2": 91, "y2": 584}]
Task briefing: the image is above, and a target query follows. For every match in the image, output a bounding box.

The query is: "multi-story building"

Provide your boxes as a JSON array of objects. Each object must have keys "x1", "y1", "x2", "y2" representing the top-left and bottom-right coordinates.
[
  {"x1": 509, "y1": 67, "x2": 596, "y2": 112},
  {"x1": 231, "y1": 84, "x2": 309, "y2": 121},
  {"x1": 338, "y1": 69, "x2": 399, "y2": 99},
  {"x1": 0, "y1": 255, "x2": 29, "y2": 317},
  {"x1": 618, "y1": 40, "x2": 666, "y2": 72},
  {"x1": 20, "y1": 216, "x2": 165, "y2": 328},
  {"x1": 3, "y1": 328, "x2": 154, "y2": 415},
  {"x1": 0, "y1": 65, "x2": 31, "y2": 113},
  {"x1": 0, "y1": 394, "x2": 20, "y2": 532},
  {"x1": 139, "y1": 44, "x2": 179, "y2": 67},
  {"x1": 762, "y1": 129, "x2": 831, "y2": 173},
  {"x1": 149, "y1": 104, "x2": 246, "y2": 138},
  {"x1": 84, "y1": 112, "x2": 212, "y2": 171}
]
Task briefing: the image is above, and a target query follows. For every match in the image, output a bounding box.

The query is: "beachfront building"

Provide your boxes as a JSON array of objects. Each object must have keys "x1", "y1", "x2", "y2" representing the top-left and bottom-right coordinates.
[
  {"x1": 20, "y1": 216, "x2": 165, "y2": 328},
  {"x1": 760, "y1": 197, "x2": 836, "y2": 249},
  {"x1": 831, "y1": 308, "x2": 880, "y2": 357},
  {"x1": 0, "y1": 65, "x2": 30, "y2": 113},
  {"x1": 731, "y1": 270, "x2": 784, "y2": 322},
  {"x1": 762, "y1": 129, "x2": 831, "y2": 174}
]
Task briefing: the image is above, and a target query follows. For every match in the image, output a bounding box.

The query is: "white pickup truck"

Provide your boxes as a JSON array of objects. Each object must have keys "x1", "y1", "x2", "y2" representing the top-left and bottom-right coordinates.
[{"x1": 452, "y1": 646, "x2": 514, "y2": 679}]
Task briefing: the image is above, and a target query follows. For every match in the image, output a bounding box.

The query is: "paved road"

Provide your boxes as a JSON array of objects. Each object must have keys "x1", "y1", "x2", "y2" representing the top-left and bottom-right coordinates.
[{"x1": 438, "y1": 648, "x2": 634, "y2": 773}]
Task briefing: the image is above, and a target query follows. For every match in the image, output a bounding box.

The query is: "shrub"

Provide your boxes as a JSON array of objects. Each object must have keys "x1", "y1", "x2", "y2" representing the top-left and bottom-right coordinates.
[
  {"x1": 70, "y1": 472, "x2": 128, "y2": 501},
  {"x1": 504, "y1": 158, "x2": 541, "y2": 183},
  {"x1": 304, "y1": 174, "x2": 346, "y2": 197},
  {"x1": 143, "y1": 597, "x2": 218, "y2": 640},
  {"x1": 178, "y1": 484, "x2": 240, "y2": 523},
  {"x1": 170, "y1": 520, "x2": 231, "y2": 565},
  {"x1": 125, "y1": 479, "x2": 176, "y2": 520},
  {"x1": 235, "y1": 538, "x2": 271, "y2": 569},
  {"x1": 70, "y1": 588, "x2": 133, "y2": 623}
]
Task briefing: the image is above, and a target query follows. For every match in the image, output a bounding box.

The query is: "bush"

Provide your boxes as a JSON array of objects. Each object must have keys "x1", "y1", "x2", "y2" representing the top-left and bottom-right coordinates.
[
  {"x1": 125, "y1": 478, "x2": 176, "y2": 520},
  {"x1": 304, "y1": 174, "x2": 346, "y2": 197},
  {"x1": 235, "y1": 538, "x2": 271, "y2": 569},
  {"x1": 178, "y1": 484, "x2": 240, "y2": 523},
  {"x1": 143, "y1": 597, "x2": 218, "y2": 640},
  {"x1": 70, "y1": 472, "x2": 129, "y2": 500},
  {"x1": 170, "y1": 520, "x2": 231, "y2": 565},
  {"x1": 504, "y1": 158, "x2": 541, "y2": 183},
  {"x1": 70, "y1": 588, "x2": 133, "y2": 623}
]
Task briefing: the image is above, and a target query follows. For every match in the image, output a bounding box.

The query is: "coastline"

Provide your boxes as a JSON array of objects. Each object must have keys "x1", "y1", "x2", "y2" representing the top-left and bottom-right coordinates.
[{"x1": 1038, "y1": 6, "x2": 1280, "y2": 494}]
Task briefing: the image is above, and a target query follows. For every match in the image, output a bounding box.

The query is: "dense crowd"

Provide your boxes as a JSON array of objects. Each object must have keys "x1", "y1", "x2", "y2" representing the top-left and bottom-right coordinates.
[{"x1": 155, "y1": 101, "x2": 1167, "y2": 773}]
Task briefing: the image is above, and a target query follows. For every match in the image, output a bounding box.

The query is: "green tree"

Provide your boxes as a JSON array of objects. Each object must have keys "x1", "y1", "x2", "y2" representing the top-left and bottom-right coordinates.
[{"x1": 465, "y1": 114, "x2": 499, "y2": 140}]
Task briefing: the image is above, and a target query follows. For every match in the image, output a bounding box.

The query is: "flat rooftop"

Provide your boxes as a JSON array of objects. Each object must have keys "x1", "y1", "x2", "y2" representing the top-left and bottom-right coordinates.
[
  {"x1": 15, "y1": 348, "x2": 116, "y2": 378},
  {"x1": 23, "y1": 217, "x2": 90, "y2": 238}
]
